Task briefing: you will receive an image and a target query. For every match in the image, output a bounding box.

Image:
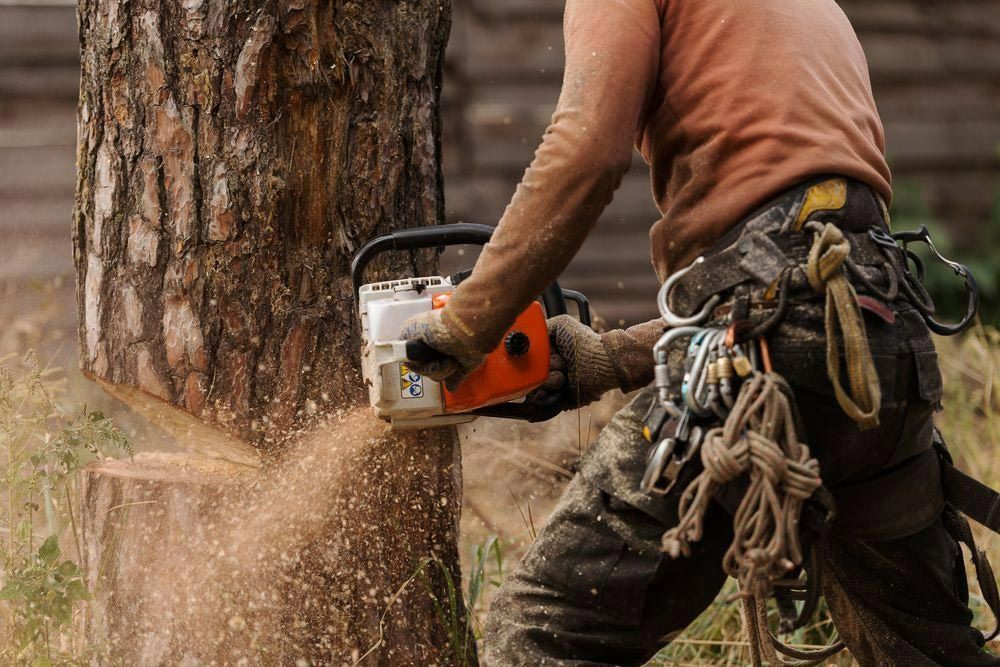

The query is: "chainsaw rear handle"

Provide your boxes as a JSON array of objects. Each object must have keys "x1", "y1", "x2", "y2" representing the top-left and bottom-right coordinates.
[
  {"x1": 404, "y1": 339, "x2": 566, "y2": 423},
  {"x1": 351, "y1": 223, "x2": 590, "y2": 325}
]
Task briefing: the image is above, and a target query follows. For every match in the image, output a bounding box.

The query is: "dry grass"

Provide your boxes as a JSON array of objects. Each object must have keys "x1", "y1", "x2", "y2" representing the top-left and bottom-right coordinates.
[{"x1": 3, "y1": 277, "x2": 997, "y2": 663}]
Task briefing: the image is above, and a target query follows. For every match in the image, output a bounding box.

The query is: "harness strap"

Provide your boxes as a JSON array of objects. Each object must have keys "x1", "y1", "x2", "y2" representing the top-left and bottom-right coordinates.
[
  {"x1": 830, "y1": 448, "x2": 944, "y2": 541},
  {"x1": 668, "y1": 230, "x2": 892, "y2": 319},
  {"x1": 932, "y1": 430, "x2": 1000, "y2": 642},
  {"x1": 942, "y1": 462, "x2": 1000, "y2": 534},
  {"x1": 804, "y1": 222, "x2": 882, "y2": 430},
  {"x1": 942, "y1": 505, "x2": 1000, "y2": 642}
]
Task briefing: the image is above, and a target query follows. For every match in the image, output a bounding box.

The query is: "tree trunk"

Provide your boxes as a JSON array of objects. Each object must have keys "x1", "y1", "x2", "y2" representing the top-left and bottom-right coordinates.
[
  {"x1": 81, "y1": 411, "x2": 461, "y2": 663},
  {"x1": 74, "y1": 0, "x2": 462, "y2": 662},
  {"x1": 74, "y1": 0, "x2": 449, "y2": 441}
]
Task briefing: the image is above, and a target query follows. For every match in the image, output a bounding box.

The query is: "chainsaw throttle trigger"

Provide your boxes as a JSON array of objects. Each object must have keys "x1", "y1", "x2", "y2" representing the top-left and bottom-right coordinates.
[{"x1": 404, "y1": 340, "x2": 445, "y2": 365}]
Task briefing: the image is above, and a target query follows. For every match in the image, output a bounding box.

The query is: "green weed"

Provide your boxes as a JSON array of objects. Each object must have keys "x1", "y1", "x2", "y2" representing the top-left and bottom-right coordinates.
[
  {"x1": 419, "y1": 535, "x2": 504, "y2": 666},
  {"x1": 0, "y1": 351, "x2": 132, "y2": 665}
]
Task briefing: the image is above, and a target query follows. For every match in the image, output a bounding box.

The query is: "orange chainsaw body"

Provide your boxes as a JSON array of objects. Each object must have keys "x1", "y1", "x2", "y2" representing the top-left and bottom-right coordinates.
[{"x1": 432, "y1": 293, "x2": 550, "y2": 414}]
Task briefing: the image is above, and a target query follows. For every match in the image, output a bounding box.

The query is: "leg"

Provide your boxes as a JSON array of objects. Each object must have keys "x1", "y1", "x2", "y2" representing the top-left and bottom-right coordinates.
[
  {"x1": 821, "y1": 515, "x2": 1000, "y2": 667},
  {"x1": 483, "y1": 393, "x2": 733, "y2": 666},
  {"x1": 787, "y1": 352, "x2": 1000, "y2": 667}
]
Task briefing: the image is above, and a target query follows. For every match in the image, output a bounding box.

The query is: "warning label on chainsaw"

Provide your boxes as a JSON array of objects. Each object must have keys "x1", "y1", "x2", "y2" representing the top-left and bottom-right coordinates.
[{"x1": 400, "y1": 364, "x2": 424, "y2": 399}]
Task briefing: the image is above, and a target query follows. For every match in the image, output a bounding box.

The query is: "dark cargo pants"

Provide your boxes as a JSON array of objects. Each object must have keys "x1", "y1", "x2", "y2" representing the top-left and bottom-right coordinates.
[
  {"x1": 483, "y1": 180, "x2": 999, "y2": 666},
  {"x1": 484, "y1": 370, "x2": 997, "y2": 665}
]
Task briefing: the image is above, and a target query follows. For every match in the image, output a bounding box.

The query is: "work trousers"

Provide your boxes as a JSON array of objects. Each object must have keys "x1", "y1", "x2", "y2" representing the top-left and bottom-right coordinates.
[
  {"x1": 483, "y1": 386, "x2": 996, "y2": 665},
  {"x1": 483, "y1": 180, "x2": 999, "y2": 666}
]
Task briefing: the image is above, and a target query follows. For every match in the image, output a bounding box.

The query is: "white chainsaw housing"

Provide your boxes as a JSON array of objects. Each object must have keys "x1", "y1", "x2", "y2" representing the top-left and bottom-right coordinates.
[{"x1": 359, "y1": 276, "x2": 478, "y2": 430}]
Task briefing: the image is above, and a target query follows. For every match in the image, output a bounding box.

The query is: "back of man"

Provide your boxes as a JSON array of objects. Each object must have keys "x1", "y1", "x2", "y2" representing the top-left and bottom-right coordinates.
[
  {"x1": 398, "y1": 1, "x2": 1000, "y2": 664},
  {"x1": 644, "y1": 0, "x2": 891, "y2": 280}
]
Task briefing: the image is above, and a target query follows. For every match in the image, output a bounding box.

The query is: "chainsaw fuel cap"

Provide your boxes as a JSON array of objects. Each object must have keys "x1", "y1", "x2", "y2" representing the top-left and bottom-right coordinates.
[{"x1": 503, "y1": 330, "x2": 531, "y2": 357}]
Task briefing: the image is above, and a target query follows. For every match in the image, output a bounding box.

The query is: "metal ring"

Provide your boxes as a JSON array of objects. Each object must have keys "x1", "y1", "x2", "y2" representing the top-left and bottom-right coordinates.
[{"x1": 658, "y1": 257, "x2": 722, "y2": 327}]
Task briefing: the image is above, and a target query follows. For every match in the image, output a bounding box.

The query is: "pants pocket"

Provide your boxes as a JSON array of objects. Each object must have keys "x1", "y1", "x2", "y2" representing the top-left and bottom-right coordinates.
[{"x1": 520, "y1": 483, "x2": 662, "y2": 625}]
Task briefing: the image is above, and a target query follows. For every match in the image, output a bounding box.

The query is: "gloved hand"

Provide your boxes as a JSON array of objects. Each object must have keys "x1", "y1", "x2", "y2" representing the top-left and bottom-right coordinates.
[
  {"x1": 536, "y1": 314, "x2": 620, "y2": 409},
  {"x1": 399, "y1": 309, "x2": 486, "y2": 391}
]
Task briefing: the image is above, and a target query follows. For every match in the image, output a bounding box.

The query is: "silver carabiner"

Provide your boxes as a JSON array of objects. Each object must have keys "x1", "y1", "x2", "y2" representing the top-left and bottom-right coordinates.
[
  {"x1": 652, "y1": 326, "x2": 702, "y2": 408},
  {"x1": 685, "y1": 329, "x2": 724, "y2": 416},
  {"x1": 658, "y1": 257, "x2": 722, "y2": 327}
]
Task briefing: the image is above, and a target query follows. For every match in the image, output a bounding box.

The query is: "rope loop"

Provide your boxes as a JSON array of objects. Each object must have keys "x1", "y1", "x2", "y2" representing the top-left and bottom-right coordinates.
[
  {"x1": 804, "y1": 221, "x2": 882, "y2": 430},
  {"x1": 662, "y1": 372, "x2": 821, "y2": 601},
  {"x1": 806, "y1": 223, "x2": 851, "y2": 293}
]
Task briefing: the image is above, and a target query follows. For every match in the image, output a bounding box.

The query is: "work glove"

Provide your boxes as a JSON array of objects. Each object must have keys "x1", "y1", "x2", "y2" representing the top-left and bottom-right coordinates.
[
  {"x1": 536, "y1": 314, "x2": 620, "y2": 409},
  {"x1": 399, "y1": 309, "x2": 486, "y2": 391}
]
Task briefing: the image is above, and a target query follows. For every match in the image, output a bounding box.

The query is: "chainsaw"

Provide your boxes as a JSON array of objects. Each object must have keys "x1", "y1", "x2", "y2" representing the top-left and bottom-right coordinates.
[{"x1": 352, "y1": 223, "x2": 592, "y2": 430}]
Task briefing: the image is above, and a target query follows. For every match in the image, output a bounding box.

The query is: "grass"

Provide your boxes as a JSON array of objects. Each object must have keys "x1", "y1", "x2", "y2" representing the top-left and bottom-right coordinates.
[{"x1": 0, "y1": 351, "x2": 132, "y2": 665}]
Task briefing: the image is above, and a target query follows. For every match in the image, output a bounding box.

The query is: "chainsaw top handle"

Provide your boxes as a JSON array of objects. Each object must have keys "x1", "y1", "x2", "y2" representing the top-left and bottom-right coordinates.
[{"x1": 351, "y1": 223, "x2": 589, "y2": 326}]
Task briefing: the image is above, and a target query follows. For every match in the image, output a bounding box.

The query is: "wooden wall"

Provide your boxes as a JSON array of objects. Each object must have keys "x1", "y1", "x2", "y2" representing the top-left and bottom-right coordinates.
[{"x1": 2, "y1": 1, "x2": 998, "y2": 328}]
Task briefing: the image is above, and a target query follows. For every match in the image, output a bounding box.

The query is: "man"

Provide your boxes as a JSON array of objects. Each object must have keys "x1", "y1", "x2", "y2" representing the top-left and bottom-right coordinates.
[{"x1": 402, "y1": 1, "x2": 999, "y2": 664}]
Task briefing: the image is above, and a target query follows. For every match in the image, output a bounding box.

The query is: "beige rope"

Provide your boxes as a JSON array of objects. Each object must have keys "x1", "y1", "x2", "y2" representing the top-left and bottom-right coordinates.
[
  {"x1": 662, "y1": 373, "x2": 821, "y2": 599},
  {"x1": 805, "y1": 222, "x2": 882, "y2": 430},
  {"x1": 659, "y1": 371, "x2": 841, "y2": 665}
]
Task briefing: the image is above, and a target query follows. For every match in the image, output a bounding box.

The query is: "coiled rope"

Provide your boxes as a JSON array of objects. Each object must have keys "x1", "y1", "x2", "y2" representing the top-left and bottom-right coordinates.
[
  {"x1": 661, "y1": 372, "x2": 842, "y2": 665},
  {"x1": 663, "y1": 373, "x2": 821, "y2": 596},
  {"x1": 805, "y1": 221, "x2": 882, "y2": 429}
]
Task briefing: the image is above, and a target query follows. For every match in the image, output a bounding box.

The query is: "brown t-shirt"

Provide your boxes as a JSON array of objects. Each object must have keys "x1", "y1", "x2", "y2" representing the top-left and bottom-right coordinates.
[{"x1": 442, "y1": 0, "x2": 891, "y2": 363}]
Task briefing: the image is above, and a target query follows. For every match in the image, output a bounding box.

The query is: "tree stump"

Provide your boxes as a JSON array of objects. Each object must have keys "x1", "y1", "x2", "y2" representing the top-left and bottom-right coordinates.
[
  {"x1": 74, "y1": 0, "x2": 462, "y2": 661},
  {"x1": 82, "y1": 411, "x2": 461, "y2": 663}
]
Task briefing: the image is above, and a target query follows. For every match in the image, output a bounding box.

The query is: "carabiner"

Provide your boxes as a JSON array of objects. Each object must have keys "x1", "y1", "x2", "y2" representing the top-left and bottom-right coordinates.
[
  {"x1": 652, "y1": 326, "x2": 701, "y2": 409},
  {"x1": 684, "y1": 329, "x2": 723, "y2": 416},
  {"x1": 892, "y1": 225, "x2": 981, "y2": 336},
  {"x1": 658, "y1": 257, "x2": 722, "y2": 327}
]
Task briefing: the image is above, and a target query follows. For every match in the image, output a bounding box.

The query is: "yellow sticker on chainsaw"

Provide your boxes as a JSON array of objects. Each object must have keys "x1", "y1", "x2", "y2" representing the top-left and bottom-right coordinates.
[{"x1": 400, "y1": 363, "x2": 424, "y2": 399}]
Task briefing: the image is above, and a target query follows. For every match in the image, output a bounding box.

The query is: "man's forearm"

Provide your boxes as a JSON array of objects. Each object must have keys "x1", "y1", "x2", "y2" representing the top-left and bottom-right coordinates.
[
  {"x1": 600, "y1": 317, "x2": 665, "y2": 393},
  {"x1": 443, "y1": 125, "x2": 631, "y2": 352},
  {"x1": 441, "y1": 0, "x2": 663, "y2": 353}
]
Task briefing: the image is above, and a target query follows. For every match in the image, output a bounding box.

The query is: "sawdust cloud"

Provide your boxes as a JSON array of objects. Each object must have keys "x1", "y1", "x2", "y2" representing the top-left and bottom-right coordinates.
[{"x1": 98, "y1": 406, "x2": 459, "y2": 664}]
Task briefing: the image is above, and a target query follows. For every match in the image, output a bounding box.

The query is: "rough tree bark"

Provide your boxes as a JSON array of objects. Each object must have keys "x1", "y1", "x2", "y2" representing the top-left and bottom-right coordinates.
[{"x1": 74, "y1": 0, "x2": 462, "y2": 662}]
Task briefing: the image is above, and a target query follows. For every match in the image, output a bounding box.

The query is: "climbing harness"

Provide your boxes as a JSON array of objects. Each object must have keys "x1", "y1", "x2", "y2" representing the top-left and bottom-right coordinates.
[
  {"x1": 639, "y1": 181, "x2": 989, "y2": 666},
  {"x1": 644, "y1": 273, "x2": 839, "y2": 664}
]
